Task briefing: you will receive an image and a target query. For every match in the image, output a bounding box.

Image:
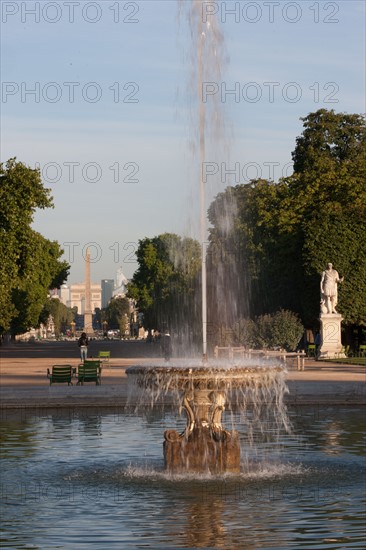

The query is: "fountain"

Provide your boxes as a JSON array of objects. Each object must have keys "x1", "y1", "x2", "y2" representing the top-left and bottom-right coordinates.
[
  {"x1": 127, "y1": 2, "x2": 290, "y2": 474},
  {"x1": 2, "y1": 7, "x2": 364, "y2": 549},
  {"x1": 126, "y1": 360, "x2": 290, "y2": 473}
]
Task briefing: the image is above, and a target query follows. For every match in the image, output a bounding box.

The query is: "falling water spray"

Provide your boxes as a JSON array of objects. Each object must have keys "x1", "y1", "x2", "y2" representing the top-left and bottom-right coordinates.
[
  {"x1": 125, "y1": 4, "x2": 291, "y2": 475},
  {"x1": 179, "y1": 0, "x2": 228, "y2": 360}
]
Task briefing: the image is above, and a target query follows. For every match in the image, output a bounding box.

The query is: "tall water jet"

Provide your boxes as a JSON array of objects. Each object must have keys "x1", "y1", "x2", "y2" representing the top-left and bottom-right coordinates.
[
  {"x1": 180, "y1": 0, "x2": 228, "y2": 359},
  {"x1": 126, "y1": 4, "x2": 290, "y2": 475}
]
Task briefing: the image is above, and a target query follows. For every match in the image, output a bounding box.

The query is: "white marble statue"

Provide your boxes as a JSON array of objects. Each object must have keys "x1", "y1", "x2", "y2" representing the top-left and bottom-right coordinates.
[{"x1": 320, "y1": 263, "x2": 344, "y2": 314}]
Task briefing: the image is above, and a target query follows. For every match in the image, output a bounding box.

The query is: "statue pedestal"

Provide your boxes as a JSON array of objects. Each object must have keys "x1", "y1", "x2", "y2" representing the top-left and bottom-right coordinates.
[{"x1": 319, "y1": 313, "x2": 345, "y2": 359}]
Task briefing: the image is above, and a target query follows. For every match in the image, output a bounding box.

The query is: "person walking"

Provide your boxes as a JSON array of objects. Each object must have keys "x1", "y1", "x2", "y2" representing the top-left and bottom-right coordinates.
[{"x1": 78, "y1": 332, "x2": 89, "y2": 362}]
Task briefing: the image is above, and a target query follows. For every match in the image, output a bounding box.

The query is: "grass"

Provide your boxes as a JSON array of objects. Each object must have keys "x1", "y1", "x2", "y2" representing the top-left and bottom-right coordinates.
[{"x1": 320, "y1": 357, "x2": 366, "y2": 366}]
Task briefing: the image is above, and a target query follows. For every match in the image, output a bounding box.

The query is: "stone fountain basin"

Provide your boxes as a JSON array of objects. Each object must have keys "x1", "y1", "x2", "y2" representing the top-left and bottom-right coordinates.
[
  {"x1": 126, "y1": 364, "x2": 286, "y2": 391},
  {"x1": 126, "y1": 363, "x2": 288, "y2": 474}
]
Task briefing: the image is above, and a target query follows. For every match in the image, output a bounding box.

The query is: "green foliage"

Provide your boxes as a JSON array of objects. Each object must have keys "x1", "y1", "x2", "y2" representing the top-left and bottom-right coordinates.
[
  {"x1": 249, "y1": 309, "x2": 304, "y2": 351},
  {"x1": 252, "y1": 314, "x2": 274, "y2": 350},
  {"x1": 214, "y1": 318, "x2": 256, "y2": 347},
  {"x1": 127, "y1": 233, "x2": 201, "y2": 335},
  {"x1": 208, "y1": 179, "x2": 302, "y2": 320},
  {"x1": 103, "y1": 297, "x2": 130, "y2": 332},
  {"x1": 292, "y1": 109, "x2": 366, "y2": 175},
  {"x1": 207, "y1": 110, "x2": 366, "y2": 330},
  {"x1": 266, "y1": 309, "x2": 304, "y2": 351},
  {"x1": 0, "y1": 158, "x2": 69, "y2": 334},
  {"x1": 302, "y1": 211, "x2": 366, "y2": 326},
  {"x1": 115, "y1": 109, "x2": 365, "y2": 350},
  {"x1": 39, "y1": 298, "x2": 75, "y2": 337},
  {"x1": 0, "y1": 158, "x2": 53, "y2": 232},
  {"x1": 216, "y1": 310, "x2": 303, "y2": 351},
  {"x1": 230, "y1": 318, "x2": 256, "y2": 347}
]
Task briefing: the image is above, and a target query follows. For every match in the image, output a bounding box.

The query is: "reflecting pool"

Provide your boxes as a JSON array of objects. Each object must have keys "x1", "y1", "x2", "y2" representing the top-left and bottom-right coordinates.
[{"x1": 1, "y1": 406, "x2": 365, "y2": 549}]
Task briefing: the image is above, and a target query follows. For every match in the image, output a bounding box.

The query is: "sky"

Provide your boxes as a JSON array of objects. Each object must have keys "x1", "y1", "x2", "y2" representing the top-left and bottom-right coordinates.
[{"x1": 1, "y1": 0, "x2": 365, "y2": 285}]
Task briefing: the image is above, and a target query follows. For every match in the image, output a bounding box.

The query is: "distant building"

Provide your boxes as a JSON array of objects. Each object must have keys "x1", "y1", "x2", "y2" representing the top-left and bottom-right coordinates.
[
  {"x1": 59, "y1": 284, "x2": 70, "y2": 306},
  {"x1": 101, "y1": 279, "x2": 114, "y2": 308},
  {"x1": 113, "y1": 267, "x2": 129, "y2": 298},
  {"x1": 69, "y1": 282, "x2": 101, "y2": 313}
]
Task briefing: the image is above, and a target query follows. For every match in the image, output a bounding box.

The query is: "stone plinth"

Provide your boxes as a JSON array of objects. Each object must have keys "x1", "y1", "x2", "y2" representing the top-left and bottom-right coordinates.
[
  {"x1": 319, "y1": 313, "x2": 345, "y2": 359},
  {"x1": 83, "y1": 311, "x2": 93, "y2": 337}
]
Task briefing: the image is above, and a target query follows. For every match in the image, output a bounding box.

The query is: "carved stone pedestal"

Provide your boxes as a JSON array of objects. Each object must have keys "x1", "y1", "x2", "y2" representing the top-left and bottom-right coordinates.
[
  {"x1": 319, "y1": 313, "x2": 345, "y2": 359},
  {"x1": 164, "y1": 426, "x2": 240, "y2": 474},
  {"x1": 164, "y1": 389, "x2": 240, "y2": 474}
]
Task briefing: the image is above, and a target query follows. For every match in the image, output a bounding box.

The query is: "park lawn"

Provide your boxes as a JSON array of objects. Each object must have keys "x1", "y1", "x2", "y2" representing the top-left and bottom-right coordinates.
[{"x1": 321, "y1": 357, "x2": 366, "y2": 366}]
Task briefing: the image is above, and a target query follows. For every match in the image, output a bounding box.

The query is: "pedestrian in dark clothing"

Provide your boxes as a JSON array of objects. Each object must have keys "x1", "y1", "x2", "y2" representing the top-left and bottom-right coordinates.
[{"x1": 78, "y1": 332, "x2": 89, "y2": 362}]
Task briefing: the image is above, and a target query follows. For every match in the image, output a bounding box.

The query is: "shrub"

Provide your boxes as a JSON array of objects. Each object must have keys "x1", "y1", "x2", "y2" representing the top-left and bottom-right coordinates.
[
  {"x1": 269, "y1": 309, "x2": 304, "y2": 351},
  {"x1": 217, "y1": 310, "x2": 304, "y2": 351}
]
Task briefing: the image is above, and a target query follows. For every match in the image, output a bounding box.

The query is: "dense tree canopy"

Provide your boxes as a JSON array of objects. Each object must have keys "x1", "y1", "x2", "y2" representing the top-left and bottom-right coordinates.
[
  {"x1": 292, "y1": 109, "x2": 365, "y2": 175},
  {"x1": 127, "y1": 233, "x2": 201, "y2": 342},
  {"x1": 103, "y1": 296, "x2": 130, "y2": 335},
  {"x1": 121, "y1": 110, "x2": 365, "y2": 350},
  {"x1": 207, "y1": 110, "x2": 366, "y2": 333},
  {"x1": 0, "y1": 159, "x2": 69, "y2": 335},
  {"x1": 39, "y1": 297, "x2": 75, "y2": 337}
]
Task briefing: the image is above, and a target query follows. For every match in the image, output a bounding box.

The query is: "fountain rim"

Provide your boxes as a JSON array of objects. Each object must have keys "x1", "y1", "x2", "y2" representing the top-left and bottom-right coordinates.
[{"x1": 125, "y1": 364, "x2": 286, "y2": 377}]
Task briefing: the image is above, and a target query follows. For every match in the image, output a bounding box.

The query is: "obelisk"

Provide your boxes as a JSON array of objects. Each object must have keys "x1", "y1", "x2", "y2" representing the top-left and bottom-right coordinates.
[{"x1": 84, "y1": 247, "x2": 93, "y2": 336}]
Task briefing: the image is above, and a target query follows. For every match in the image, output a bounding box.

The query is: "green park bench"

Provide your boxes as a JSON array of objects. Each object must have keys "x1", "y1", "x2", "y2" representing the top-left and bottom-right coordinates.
[
  {"x1": 77, "y1": 360, "x2": 102, "y2": 385},
  {"x1": 307, "y1": 344, "x2": 317, "y2": 357},
  {"x1": 98, "y1": 351, "x2": 110, "y2": 367},
  {"x1": 47, "y1": 365, "x2": 73, "y2": 385}
]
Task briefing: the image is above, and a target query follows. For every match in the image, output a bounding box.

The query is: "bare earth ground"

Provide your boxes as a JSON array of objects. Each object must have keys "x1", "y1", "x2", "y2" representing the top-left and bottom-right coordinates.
[{"x1": 1, "y1": 340, "x2": 365, "y2": 408}]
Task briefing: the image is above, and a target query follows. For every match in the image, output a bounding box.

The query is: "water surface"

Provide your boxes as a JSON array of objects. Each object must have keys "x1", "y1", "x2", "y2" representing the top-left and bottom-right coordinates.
[{"x1": 1, "y1": 406, "x2": 365, "y2": 549}]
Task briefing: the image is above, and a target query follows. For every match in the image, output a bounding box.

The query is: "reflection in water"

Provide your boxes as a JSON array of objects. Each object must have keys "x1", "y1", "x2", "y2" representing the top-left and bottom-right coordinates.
[
  {"x1": 324, "y1": 421, "x2": 343, "y2": 454},
  {"x1": 185, "y1": 499, "x2": 226, "y2": 548},
  {"x1": 0, "y1": 421, "x2": 38, "y2": 458}
]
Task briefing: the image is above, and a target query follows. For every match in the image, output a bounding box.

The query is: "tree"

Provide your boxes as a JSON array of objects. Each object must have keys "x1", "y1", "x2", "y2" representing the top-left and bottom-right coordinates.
[
  {"x1": 127, "y1": 233, "x2": 201, "y2": 343},
  {"x1": 207, "y1": 179, "x2": 298, "y2": 323},
  {"x1": 0, "y1": 158, "x2": 69, "y2": 335},
  {"x1": 214, "y1": 310, "x2": 303, "y2": 351},
  {"x1": 292, "y1": 109, "x2": 365, "y2": 176},
  {"x1": 103, "y1": 297, "x2": 130, "y2": 335},
  {"x1": 289, "y1": 109, "x2": 366, "y2": 326},
  {"x1": 268, "y1": 309, "x2": 304, "y2": 352},
  {"x1": 302, "y1": 211, "x2": 366, "y2": 327},
  {"x1": 39, "y1": 297, "x2": 75, "y2": 338},
  {"x1": 207, "y1": 110, "x2": 366, "y2": 333}
]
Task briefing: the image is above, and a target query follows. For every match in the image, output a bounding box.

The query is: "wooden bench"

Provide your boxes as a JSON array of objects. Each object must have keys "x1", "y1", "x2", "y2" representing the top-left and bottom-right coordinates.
[
  {"x1": 47, "y1": 365, "x2": 73, "y2": 385},
  {"x1": 77, "y1": 360, "x2": 101, "y2": 385},
  {"x1": 214, "y1": 346, "x2": 248, "y2": 359},
  {"x1": 280, "y1": 351, "x2": 306, "y2": 371}
]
